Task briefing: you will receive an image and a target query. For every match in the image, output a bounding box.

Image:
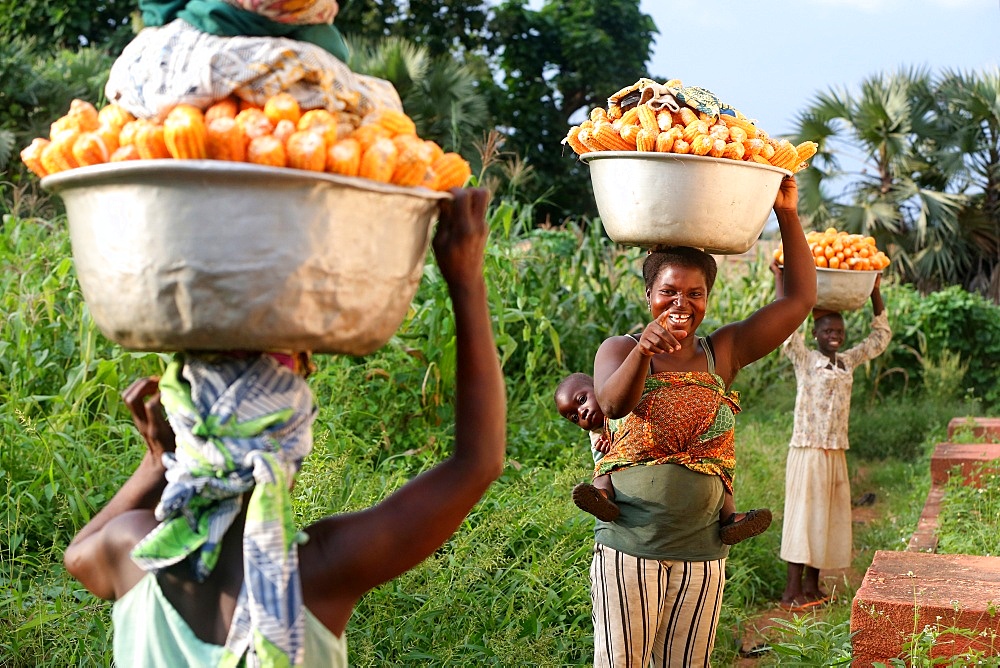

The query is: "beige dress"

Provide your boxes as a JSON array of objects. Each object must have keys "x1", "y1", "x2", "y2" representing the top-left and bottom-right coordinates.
[{"x1": 779, "y1": 311, "x2": 891, "y2": 569}]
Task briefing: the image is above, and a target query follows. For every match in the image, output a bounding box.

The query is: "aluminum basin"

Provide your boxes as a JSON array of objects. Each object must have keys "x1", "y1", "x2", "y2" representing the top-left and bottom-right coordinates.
[
  {"x1": 581, "y1": 152, "x2": 790, "y2": 254},
  {"x1": 815, "y1": 268, "x2": 880, "y2": 312},
  {"x1": 42, "y1": 160, "x2": 449, "y2": 354}
]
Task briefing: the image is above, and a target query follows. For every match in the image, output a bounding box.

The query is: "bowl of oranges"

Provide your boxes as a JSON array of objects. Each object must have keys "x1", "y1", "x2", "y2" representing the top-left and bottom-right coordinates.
[{"x1": 775, "y1": 228, "x2": 891, "y2": 311}]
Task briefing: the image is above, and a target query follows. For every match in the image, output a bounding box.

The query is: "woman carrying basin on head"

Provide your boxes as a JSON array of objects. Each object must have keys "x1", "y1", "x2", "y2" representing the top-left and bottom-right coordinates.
[{"x1": 588, "y1": 175, "x2": 816, "y2": 667}]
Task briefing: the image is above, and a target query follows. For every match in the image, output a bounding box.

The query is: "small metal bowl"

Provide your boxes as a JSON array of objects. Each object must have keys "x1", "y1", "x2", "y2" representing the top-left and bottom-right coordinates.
[
  {"x1": 815, "y1": 268, "x2": 880, "y2": 312},
  {"x1": 580, "y1": 152, "x2": 790, "y2": 254},
  {"x1": 42, "y1": 160, "x2": 449, "y2": 354}
]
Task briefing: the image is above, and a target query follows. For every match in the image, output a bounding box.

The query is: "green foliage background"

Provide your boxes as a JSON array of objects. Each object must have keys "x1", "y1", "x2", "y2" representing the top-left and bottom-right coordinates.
[{"x1": 1, "y1": 189, "x2": 996, "y2": 664}]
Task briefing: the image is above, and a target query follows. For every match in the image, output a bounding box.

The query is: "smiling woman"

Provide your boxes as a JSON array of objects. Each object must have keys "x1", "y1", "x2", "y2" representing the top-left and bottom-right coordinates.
[{"x1": 581, "y1": 175, "x2": 817, "y2": 667}]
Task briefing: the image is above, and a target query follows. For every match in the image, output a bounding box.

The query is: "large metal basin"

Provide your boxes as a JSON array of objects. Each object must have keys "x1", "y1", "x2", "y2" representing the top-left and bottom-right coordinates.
[
  {"x1": 815, "y1": 268, "x2": 880, "y2": 312},
  {"x1": 581, "y1": 152, "x2": 790, "y2": 254},
  {"x1": 42, "y1": 161, "x2": 449, "y2": 354}
]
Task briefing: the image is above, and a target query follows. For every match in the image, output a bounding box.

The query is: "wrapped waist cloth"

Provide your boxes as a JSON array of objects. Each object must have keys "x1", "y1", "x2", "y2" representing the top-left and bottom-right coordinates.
[{"x1": 105, "y1": 18, "x2": 402, "y2": 121}]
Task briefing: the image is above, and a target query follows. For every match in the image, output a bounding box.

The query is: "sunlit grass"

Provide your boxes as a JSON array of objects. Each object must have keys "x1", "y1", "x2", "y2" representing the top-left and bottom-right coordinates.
[{"x1": 1, "y1": 194, "x2": 996, "y2": 665}]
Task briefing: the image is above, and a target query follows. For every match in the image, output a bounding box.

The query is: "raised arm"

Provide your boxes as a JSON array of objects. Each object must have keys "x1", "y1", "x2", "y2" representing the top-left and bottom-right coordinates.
[
  {"x1": 63, "y1": 378, "x2": 174, "y2": 600},
  {"x1": 711, "y1": 176, "x2": 816, "y2": 384},
  {"x1": 300, "y1": 188, "x2": 506, "y2": 633}
]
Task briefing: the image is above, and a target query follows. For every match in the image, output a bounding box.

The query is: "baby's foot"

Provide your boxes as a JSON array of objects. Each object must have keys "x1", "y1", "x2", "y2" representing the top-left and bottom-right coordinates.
[
  {"x1": 572, "y1": 483, "x2": 620, "y2": 522},
  {"x1": 719, "y1": 508, "x2": 772, "y2": 545}
]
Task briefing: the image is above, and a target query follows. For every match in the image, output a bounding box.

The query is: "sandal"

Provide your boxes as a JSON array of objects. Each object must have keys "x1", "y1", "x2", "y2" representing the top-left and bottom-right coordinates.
[
  {"x1": 777, "y1": 594, "x2": 830, "y2": 613},
  {"x1": 719, "y1": 508, "x2": 772, "y2": 545},
  {"x1": 572, "y1": 483, "x2": 620, "y2": 522}
]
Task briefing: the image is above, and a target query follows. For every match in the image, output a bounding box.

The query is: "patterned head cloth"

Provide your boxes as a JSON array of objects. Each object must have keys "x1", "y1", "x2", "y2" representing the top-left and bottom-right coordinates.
[{"x1": 131, "y1": 353, "x2": 317, "y2": 667}]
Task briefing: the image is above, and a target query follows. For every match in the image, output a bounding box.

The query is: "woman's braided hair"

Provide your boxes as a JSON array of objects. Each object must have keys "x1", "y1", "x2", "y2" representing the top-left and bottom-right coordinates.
[{"x1": 642, "y1": 246, "x2": 718, "y2": 293}]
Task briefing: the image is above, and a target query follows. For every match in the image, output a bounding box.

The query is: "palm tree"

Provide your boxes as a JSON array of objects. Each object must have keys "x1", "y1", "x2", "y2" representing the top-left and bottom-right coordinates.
[
  {"x1": 935, "y1": 68, "x2": 1000, "y2": 300},
  {"x1": 790, "y1": 68, "x2": 994, "y2": 297},
  {"x1": 346, "y1": 35, "x2": 490, "y2": 160}
]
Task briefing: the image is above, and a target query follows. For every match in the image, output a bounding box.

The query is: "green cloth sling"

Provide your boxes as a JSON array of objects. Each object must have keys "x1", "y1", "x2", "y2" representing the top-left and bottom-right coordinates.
[{"x1": 139, "y1": 0, "x2": 350, "y2": 62}]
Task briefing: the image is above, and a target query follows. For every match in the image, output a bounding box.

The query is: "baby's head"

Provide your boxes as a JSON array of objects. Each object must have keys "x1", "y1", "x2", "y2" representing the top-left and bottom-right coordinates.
[{"x1": 554, "y1": 372, "x2": 605, "y2": 432}]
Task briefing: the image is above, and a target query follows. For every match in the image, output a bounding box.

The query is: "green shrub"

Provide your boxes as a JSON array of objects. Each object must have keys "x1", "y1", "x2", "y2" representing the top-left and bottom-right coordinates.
[{"x1": 878, "y1": 284, "x2": 1000, "y2": 406}]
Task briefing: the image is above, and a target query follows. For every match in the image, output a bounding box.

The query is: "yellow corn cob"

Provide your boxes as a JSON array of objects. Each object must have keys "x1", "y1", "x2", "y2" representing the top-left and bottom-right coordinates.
[
  {"x1": 708, "y1": 138, "x2": 726, "y2": 158},
  {"x1": 677, "y1": 107, "x2": 698, "y2": 126},
  {"x1": 163, "y1": 104, "x2": 208, "y2": 160},
  {"x1": 722, "y1": 141, "x2": 745, "y2": 161},
  {"x1": 672, "y1": 138, "x2": 692, "y2": 154},
  {"x1": 637, "y1": 105, "x2": 658, "y2": 135},
  {"x1": 296, "y1": 109, "x2": 338, "y2": 146},
  {"x1": 682, "y1": 120, "x2": 709, "y2": 144},
  {"x1": 564, "y1": 126, "x2": 589, "y2": 155},
  {"x1": 728, "y1": 126, "x2": 748, "y2": 144},
  {"x1": 655, "y1": 128, "x2": 680, "y2": 153},
  {"x1": 607, "y1": 104, "x2": 622, "y2": 121},
  {"x1": 287, "y1": 130, "x2": 327, "y2": 172},
  {"x1": 795, "y1": 141, "x2": 818, "y2": 164},
  {"x1": 424, "y1": 140, "x2": 445, "y2": 164},
  {"x1": 720, "y1": 114, "x2": 759, "y2": 138},
  {"x1": 272, "y1": 119, "x2": 297, "y2": 145},
  {"x1": 263, "y1": 92, "x2": 302, "y2": 126},
  {"x1": 742, "y1": 137, "x2": 765, "y2": 161},
  {"x1": 619, "y1": 124, "x2": 640, "y2": 148},
  {"x1": 72, "y1": 132, "x2": 110, "y2": 167},
  {"x1": 698, "y1": 111, "x2": 717, "y2": 124},
  {"x1": 590, "y1": 107, "x2": 609, "y2": 123},
  {"x1": 771, "y1": 140, "x2": 799, "y2": 171},
  {"x1": 326, "y1": 138, "x2": 362, "y2": 176},
  {"x1": 431, "y1": 152, "x2": 471, "y2": 191},
  {"x1": 97, "y1": 104, "x2": 135, "y2": 133},
  {"x1": 635, "y1": 128, "x2": 657, "y2": 152},
  {"x1": 40, "y1": 130, "x2": 80, "y2": 174},
  {"x1": 593, "y1": 120, "x2": 632, "y2": 151},
  {"x1": 761, "y1": 140, "x2": 776, "y2": 160},
  {"x1": 751, "y1": 154, "x2": 770, "y2": 165},
  {"x1": 118, "y1": 120, "x2": 140, "y2": 147},
  {"x1": 392, "y1": 141, "x2": 434, "y2": 187},
  {"x1": 205, "y1": 96, "x2": 240, "y2": 124},
  {"x1": 619, "y1": 108, "x2": 640, "y2": 126},
  {"x1": 67, "y1": 99, "x2": 100, "y2": 133},
  {"x1": 577, "y1": 127, "x2": 604, "y2": 153},
  {"x1": 247, "y1": 134, "x2": 287, "y2": 167},
  {"x1": 206, "y1": 117, "x2": 246, "y2": 162},
  {"x1": 366, "y1": 109, "x2": 416, "y2": 136},
  {"x1": 709, "y1": 124, "x2": 730, "y2": 141},
  {"x1": 96, "y1": 121, "x2": 120, "y2": 151},
  {"x1": 691, "y1": 135, "x2": 713, "y2": 156},
  {"x1": 351, "y1": 123, "x2": 392, "y2": 152},
  {"x1": 49, "y1": 115, "x2": 78, "y2": 139},
  {"x1": 359, "y1": 136, "x2": 399, "y2": 183},
  {"x1": 235, "y1": 109, "x2": 274, "y2": 144},
  {"x1": 20, "y1": 137, "x2": 50, "y2": 178},
  {"x1": 656, "y1": 110, "x2": 674, "y2": 132}
]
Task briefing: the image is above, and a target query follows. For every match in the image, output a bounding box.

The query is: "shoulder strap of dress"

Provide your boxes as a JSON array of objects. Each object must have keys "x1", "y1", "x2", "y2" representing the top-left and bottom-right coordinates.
[
  {"x1": 702, "y1": 335, "x2": 716, "y2": 375},
  {"x1": 627, "y1": 333, "x2": 655, "y2": 374}
]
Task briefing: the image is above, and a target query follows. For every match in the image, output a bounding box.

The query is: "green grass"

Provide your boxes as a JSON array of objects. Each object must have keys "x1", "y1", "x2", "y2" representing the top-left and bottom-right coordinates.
[{"x1": 2, "y1": 188, "x2": 998, "y2": 665}]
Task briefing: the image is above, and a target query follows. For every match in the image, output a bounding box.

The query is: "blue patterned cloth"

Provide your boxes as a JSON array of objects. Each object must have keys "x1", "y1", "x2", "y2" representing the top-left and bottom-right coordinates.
[{"x1": 131, "y1": 353, "x2": 317, "y2": 667}]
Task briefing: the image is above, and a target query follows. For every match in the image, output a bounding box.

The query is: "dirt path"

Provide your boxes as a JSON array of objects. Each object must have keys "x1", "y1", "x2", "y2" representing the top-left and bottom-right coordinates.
[{"x1": 733, "y1": 495, "x2": 880, "y2": 664}]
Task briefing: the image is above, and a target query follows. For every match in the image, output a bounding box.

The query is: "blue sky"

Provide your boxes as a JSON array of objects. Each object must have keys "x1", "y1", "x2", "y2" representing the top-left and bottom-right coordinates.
[{"x1": 640, "y1": 0, "x2": 1000, "y2": 138}]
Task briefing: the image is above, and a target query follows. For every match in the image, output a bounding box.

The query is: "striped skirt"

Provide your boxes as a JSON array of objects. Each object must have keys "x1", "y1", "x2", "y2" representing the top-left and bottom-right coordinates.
[{"x1": 590, "y1": 543, "x2": 725, "y2": 667}]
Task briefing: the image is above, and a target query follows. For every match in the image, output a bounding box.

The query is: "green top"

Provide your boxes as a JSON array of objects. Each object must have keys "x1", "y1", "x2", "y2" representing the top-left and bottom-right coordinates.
[
  {"x1": 594, "y1": 463, "x2": 729, "y2": 562},
  {"x1": 139, "y1": 0, "x2": 350, "y2": 61},
  {"x1": 113, "y1": 573, "x2": 348, "y2": 666}
]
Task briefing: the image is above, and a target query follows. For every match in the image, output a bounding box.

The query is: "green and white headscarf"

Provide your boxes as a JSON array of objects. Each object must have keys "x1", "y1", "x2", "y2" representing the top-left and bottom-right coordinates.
[{"x1": 131, "y1": 353, "x2": 317, "y2": 667}]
